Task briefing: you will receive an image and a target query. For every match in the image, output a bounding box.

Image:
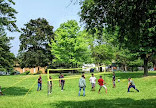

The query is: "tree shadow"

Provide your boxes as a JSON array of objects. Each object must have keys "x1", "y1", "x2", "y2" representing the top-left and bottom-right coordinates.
[
  {"x1": 2, "y1": 87, "x2": 29, "y2": 96},
  {"x1": 50, "y1": 98, "x2": 156, "y2": 108},
  {"x1": 106, "y1": 72, "x2": 156, "y2": 80}
]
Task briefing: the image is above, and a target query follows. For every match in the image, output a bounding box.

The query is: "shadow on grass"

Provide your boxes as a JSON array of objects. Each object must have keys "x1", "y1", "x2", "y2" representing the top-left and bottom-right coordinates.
[
  {"x1": 51, "y1": 98, "x2": 156, "y2": 108},
  {"x1": 105, "y1": 72, "x2": 156, "y2": 80},
  {"x1": 2, "y1": 87, "x2": 29, "y2": 96}
]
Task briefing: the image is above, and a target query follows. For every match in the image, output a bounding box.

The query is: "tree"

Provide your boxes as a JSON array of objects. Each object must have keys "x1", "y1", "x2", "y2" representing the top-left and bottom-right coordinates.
[
  {"x1": 18, "y1": 18, "x2": 54, "y2": 70},
  {"x1": 115, "y1": 48, "x2": 143, "y2": 72},
  {"x1": 80, "y1": 0, "x2": 156, "y2": 75},
  {"x1": 0, "y1": 0, "x2": 17, "y2": 72},
  {"x1": 0, "y1": 0, "x2": 18, "y2": 31},
  {"x1": 0, "y1": 28, "x2": 15, "y2": 72},
  {"x1": 49, "y1": 20, "x2": 91, "y2": 68}
]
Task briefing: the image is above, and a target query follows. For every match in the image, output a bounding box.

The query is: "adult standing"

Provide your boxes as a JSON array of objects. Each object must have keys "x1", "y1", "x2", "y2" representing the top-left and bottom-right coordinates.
[{"x1": 78, "y1": 75, "x2": 86, "y2": 96}]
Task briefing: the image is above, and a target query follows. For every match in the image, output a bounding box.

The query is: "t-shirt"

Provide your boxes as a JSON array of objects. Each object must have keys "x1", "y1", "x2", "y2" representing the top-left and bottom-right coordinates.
[
  {"x1": 49, "y1": 79, "x2": 52, "y2": 86},
  {"x1": 38, "y1": 78, "x2": 42, "y2": 83},
  {"x1": 60, "y1": 76, "x2": 65, "y2": 83},
  {"x1": 129, "y1": 80, "x2": 135, "y2": 85},
  {"x1": 79, "y1": 77, "x2": 86, "y2": 87},
  {"x1": 112, "y1": 75, "x2": 115, "y2": 81},
  {"x1": 98, "y1": 78, "x2": 104, "y2": 86},
  {"x1": 89, "y1": 77, "x2": 96, "y2": 83}
]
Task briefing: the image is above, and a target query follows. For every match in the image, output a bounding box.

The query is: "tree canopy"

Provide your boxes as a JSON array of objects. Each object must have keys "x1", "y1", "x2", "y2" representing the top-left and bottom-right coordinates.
[
  {"x1": 0, "y1": 0, "x2": 17, "y2": 72},
  {"x1": 0, "y1": 28, "x2": 15, "y2": 72},
  {"x1": 0, "y1": 0, "x2": 18, "y2": 31},
  {"x1": 50, "y1": 20, "x2": 91, "y2": 68},
  {"x1": 80, "y1": 0, "x2": 156, "y2": 75},
  {"x1": 18, "y1": 18, "x2": 54, "y2": 68}
]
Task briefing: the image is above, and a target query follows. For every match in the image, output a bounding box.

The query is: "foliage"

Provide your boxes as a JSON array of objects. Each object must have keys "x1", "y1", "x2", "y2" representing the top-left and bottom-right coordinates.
[
  {"x1": 0, "y1": 0, "x2": 17, "y2": 72},
  {"x1": 50, "y1": 20, "x2": 91, "y2": 68},
  {"x1": 0, "y1": 28, "x2": 15, "y2": 72},
  {"x1": 10, "y1": 70, "x2": 20, "y2": 75},
  {"x1": 0, "y1": 0, "x2": 18, "y2": 31},
  {"x1": 20, "y1": 71, "x2": 30, "y2": 75},
  {"x1": 18, "y1": 18, "x2": 54, "y2": 68},
  {"x1": 80, "y1": 0, "x2": 156, "y2": 75},
  {"x1": 37, "y1": 70, "x2": 42, "y2": 74},
  {"x1": 92, "y1": 44, "x2": 114, "y2": 65}
]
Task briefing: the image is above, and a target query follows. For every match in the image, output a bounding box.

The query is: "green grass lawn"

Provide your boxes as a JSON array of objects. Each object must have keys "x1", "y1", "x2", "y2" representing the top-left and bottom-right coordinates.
[{"x1": 0, "y1": 71, "x2": 156, "y2": 108}]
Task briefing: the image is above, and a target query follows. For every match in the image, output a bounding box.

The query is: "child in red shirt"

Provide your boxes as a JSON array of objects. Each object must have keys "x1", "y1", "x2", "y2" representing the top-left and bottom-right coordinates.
[{"x1": 98, "y1": 76, "x2": 107, "y2": 94}]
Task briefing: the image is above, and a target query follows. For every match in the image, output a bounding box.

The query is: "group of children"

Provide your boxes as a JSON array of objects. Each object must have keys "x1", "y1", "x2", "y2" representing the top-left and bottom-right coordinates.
[
  {"x1": 78, "y1": 74, "x2": 107, "y2": 96},
  {"x1": 37, "y1": 73, "x2": 65, "y2": 94},
  {"x1": 36, "y1": 72, "x2": 140, "y2": 96},
  {"x1": 0, "y1": 72, "x2": 140, "y2": 96},
  {"x1": 78, "y1": 72, "x2": 139, "y2": 96}
]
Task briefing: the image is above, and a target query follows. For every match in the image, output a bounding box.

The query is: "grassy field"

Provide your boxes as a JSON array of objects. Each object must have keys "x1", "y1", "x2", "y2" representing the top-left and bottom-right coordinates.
[{"x1": 0, "y1": 71, "x2": 156, "y2": 108}]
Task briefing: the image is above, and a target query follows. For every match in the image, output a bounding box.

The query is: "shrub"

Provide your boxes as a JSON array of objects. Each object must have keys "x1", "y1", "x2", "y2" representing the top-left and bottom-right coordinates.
[
  {"x1": 37, "y1": 70, "x2": 42, "y2": 74},
  {"x1": 21, "y1": 71, "x2": 30, "y2": 75}
]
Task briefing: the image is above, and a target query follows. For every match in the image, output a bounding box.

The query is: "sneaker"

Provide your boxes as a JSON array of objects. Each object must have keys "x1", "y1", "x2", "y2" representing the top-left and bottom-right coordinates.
[{"x1": 61, "y1": 90, "x2": 63, "y2": 91}]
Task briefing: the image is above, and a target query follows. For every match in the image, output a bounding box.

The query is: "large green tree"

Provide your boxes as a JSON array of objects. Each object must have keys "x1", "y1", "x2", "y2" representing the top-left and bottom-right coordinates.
[
  {"x1": 0, "y1": 28, "x2": 15, "y2": 72},
  {"x1": 0, "y1": 0, "x2": 17, "y2": 72},
  {"x1": 80, "y1": 0, "x2": 156, "y2": 75},
  {"x1": 50, "y1": 20, "x2": 91, "y2": 68},
  {"x1": 18, "y1": 18, "x2": 54, "y2": 69}
]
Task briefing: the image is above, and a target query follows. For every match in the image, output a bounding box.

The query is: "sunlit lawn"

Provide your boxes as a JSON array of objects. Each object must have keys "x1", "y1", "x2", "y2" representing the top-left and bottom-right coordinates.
[{"x1": 0, "y1": 71, "x2": 156, "y2": 108}]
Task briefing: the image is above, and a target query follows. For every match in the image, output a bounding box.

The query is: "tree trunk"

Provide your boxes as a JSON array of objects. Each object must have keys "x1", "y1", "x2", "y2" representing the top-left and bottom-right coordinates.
[
  {"x1": 38, "y1": 67, "x2": 40, "y2": 72},
  {"x1": 124, "y1": 65, "x2": 127, "y2": 72},
  {"x1": 144, "y1": 56, "x2": 148, "y2": 76},
  {"x1": 99, "y1": 63, "x2": 102, "y2": 72},
  {"x1": 132, "y1": 66, "x2": 133, "y2": 72}
]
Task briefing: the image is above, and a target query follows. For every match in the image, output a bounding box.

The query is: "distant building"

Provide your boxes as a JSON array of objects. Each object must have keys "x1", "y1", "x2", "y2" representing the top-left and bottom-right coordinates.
[{"x1": 14, "y1": 65, "x2": 46, "y2": 74}]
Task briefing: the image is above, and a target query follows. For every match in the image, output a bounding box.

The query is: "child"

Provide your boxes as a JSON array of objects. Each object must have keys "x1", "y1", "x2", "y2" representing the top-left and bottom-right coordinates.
[
  {"x1": 128, "y1": 78, "x2": 139, "y2": 92},
  {"x1": 78, "y1": 75, "x2": 86, "y2": 96},
  {"x1": 60, "y1": 74, "x2": 65, "y2": 91},
  {"x1": 48, "y1": 76, "x2": 53, "y2": 94},
  {"x1": 112, "y1": 72, "x2": 116, "y2": 88},
  {"x1": 0, "y1": 86, "x2": 3, "y2": 95},
  {"x1": 37, "y1": 75, "x2": 42, "y2": 91},
  {"x1": 89, "y1": 74, "x2": 96, "y2": 91},
  {"x1": 98, "y1": 76, "x2": 107, "y2": 94}
]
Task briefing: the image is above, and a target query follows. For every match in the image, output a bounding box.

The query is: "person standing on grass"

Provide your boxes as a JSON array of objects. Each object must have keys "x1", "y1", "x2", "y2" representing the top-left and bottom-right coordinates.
[
  {"x1": 112, "y1": 72, "x2": 116, "y2": 88},
  {"x1": 89, "y1": 74, "x2": 96, "y2": 91},
  {"x1": 37, "y1": 75, "x2": 42, "y2": 91},
  {"x1": 78, "y1": 75, "x2": 86, "y2": 96},
  {"x1": 48, "y1": 76, "x2": 53, "y2": 94},
  {"x1": 0, "y1": 86, "x2": 4, "y2": 95},
  {"x1": 60, "y1": 74, "x2": 65, "y2": 91},
  {"x1": 128, "y1": 78, "x2": 139, "y2": 92},
  {"x1": 98, "y1": 76, "x2": 107, "y2": 94}
]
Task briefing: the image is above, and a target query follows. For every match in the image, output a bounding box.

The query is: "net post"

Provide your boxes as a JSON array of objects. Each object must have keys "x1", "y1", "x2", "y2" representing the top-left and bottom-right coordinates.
[{"x1": 47, "y1": 69, "x2": 50, "y2": 96}]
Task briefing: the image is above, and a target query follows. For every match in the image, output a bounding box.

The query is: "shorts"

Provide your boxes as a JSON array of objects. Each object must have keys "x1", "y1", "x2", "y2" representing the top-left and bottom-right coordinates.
[
  {"x1": 113, "y1": 81, "x2": 115, "y2": 85},
  {"x1": 100, "y1": 85, "x2": 107, "y2": 90},
  {"x1": 91, "y1": 83, "x2": 95, "y2": 87}
]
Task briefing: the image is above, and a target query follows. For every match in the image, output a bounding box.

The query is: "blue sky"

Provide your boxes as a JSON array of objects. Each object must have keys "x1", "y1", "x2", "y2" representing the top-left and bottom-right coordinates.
[{"x1": 9, "y1": 0, "x2": 81, "y2": 56}]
